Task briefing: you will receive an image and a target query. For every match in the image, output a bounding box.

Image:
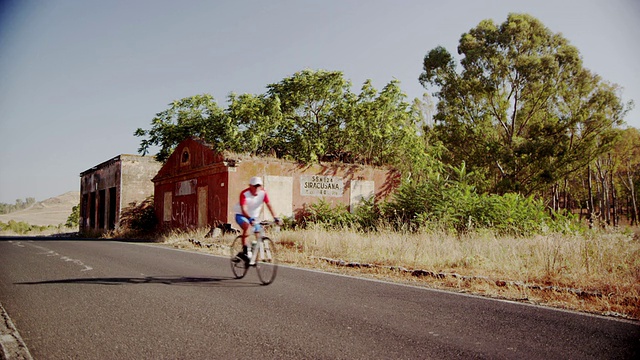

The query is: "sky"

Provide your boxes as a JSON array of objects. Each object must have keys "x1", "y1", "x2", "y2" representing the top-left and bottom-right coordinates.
[{"x1": 1, "y1": 0, "x2": 639, "y2": 204}]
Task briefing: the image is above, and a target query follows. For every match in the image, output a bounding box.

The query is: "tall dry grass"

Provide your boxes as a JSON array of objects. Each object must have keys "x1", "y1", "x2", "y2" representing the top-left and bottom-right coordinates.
[
  {"x1": 163, "y1": 225, "x2": 640, "y2": 320},
  {"x1": 279, "y1": 226, "x2": 640, "y2": 289}
]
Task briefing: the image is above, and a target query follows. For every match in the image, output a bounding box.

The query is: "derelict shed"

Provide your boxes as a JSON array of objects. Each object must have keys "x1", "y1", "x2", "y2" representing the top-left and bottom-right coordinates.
[
  {"x1": 79, "y1": 154, "x2": 161, "y2": 234},
  {"x1": 153, "y1": 137, "x2": 400, "y2": 231}
]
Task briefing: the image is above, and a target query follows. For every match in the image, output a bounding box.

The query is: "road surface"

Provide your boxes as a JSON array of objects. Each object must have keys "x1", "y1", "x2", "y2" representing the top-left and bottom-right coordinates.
[{"x1": 0, "y1": 238, "x2": 638, "y2": 359}]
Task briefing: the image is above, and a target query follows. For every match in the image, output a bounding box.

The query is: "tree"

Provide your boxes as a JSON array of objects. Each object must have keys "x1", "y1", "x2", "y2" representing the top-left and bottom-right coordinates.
[
  {"x1": 0, "y1": 197, "x2": 36, "y2": 214},
  {"x1": 134, "y1": 69, "x2": 433, "y2": 174},
  {"x1": 613, "y1": 128, "x2": 640, "y2": 225},
  {"x1": 134, "y1": 94, "x2": 231, "y2": 162},
  {"x1": 66, "y1": 204, "x2": 80, "y2": 228},
  {"x1": 419, "y1": 13, "x2": 628, "y2": 195},
  {"x1": 226, "y1": 92, "x2": 283, "y2": 156},
  {"x1": 344, "y1": 79, "x2": 433, "y2": 178},
  {"x1": 265, "y1": 69, "x2": 353, "y2": 162}
]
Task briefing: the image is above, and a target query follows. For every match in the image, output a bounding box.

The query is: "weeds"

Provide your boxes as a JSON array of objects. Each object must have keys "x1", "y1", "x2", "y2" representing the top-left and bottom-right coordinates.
[{"x1": 0, "y1": 220, "x2": 72, "y2": 235}]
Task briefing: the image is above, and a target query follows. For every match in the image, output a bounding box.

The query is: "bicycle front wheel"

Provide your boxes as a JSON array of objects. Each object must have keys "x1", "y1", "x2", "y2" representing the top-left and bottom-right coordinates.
[
  {"x1": 229, "y1": 236, "x2": 248, "y2": 279},
  {"x1": 255, "y1": 237, "x2": 278, "y2": 285}
]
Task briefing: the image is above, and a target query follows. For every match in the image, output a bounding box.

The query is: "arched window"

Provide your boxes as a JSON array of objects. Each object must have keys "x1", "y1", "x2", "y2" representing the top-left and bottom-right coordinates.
[{"x1": 181, "y1": 148, "x2": 190, "y2": 166}]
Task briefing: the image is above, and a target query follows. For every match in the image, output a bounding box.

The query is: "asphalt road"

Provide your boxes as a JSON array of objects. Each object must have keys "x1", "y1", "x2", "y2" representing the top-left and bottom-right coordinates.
[{"x1": 0, "y1": 238, "x2": 638, "y2": 359}]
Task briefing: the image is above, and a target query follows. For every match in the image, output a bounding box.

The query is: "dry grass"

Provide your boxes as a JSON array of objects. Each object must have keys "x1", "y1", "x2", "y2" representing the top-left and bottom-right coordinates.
[{"x1": 165, "y1": 225, "x2": 640, "y2": 320}]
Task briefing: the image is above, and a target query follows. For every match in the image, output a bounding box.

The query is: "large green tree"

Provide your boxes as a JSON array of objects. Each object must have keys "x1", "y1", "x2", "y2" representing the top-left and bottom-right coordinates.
[
  {"x1": 611, "y1": 128, "x2": 640, "y2": 225},
  {"x1": 226, "y1": 92, "x2": 283, "y2": 155},
  {"x1": 136, "y1": 69, "x2": 429, "y2": 171},
  {"x1": 134, "y1": 94, "x2": 231, "y2": 162},
  {"x1": 265, "y1": 69, "x2": 352, "y2": 162},
  {"x1": 343, "y1": 79, "x2": 433, "y2": 177},
  {"x1": 420, "y1": 13, "x2": 628, "y2": 195}
]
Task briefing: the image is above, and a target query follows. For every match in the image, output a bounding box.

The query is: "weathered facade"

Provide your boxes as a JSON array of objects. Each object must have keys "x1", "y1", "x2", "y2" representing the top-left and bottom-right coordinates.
[
  {"x1": 79, "y1": 154, "x2": 161, "y2": 233},
  {"x1": 153, "y1": 138, "x2": 400, "y2": 231}
]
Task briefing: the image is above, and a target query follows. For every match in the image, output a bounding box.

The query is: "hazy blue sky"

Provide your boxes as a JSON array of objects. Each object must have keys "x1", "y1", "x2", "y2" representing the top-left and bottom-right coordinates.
[{"x1": 1, "y1": 0, "x2": 639, "y2": 204}]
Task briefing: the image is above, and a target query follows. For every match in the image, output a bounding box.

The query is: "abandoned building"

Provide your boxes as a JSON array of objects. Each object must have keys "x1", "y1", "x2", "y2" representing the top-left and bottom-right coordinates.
[
  {"x1": 153, "y1": 137, "x2": 400, "y2": 231},
  {"x1": 79, "y1": 154, "x2": 162, "y2": 233}
]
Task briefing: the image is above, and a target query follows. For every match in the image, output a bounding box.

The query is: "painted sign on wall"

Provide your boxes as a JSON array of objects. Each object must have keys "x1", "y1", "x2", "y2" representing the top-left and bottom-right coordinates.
[
  {"x1": 300, "y1": 175, "x2": 343, "y2": 197},
  {"x1": 350, "y1": 180, "x2": 374, "y2": 213},
  {"x1": 265, "y1": 175, "x2": 293, "y2": 217},
  {"x1": 172, "y1": 200, "x2": 196, "y2": 227},
  {"x1": 176, "y1": 179, "x2": 197, "y2": 196}
]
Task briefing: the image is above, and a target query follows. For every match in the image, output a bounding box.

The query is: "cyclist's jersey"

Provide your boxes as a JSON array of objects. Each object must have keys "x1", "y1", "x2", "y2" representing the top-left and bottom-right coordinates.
[{"x1": 233, "y1": 187, "x2": 270, "y2": 218}]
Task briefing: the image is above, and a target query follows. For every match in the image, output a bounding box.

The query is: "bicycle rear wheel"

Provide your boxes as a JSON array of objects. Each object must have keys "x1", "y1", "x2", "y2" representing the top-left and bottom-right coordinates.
[
  {"x1": 255, "y1": 237, "x2": 277, "y2": 285},
  {"x1": 229, "y1": 236, "x2": 248, "y2": 279}
]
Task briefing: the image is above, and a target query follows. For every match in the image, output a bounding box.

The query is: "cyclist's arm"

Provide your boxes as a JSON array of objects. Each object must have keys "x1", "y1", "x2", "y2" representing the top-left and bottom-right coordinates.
[
  {"x1": 241, "y1": 204, "x2": 252, "y2": 221},
  {"x1": 263, "y1": 191, "x2": 278, "y2": 221},
  {"x1": 266, "y1": 201, "x2": 277, "y2": 219},
  {"x1": 239, "y1": 191, "x2": 253, "y2": 222}
]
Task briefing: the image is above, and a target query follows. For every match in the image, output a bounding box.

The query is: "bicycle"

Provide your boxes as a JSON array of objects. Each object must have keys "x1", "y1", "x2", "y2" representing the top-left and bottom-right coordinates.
[{"x1": 230, "y1": 220, "x2": 278, "y2": 285}]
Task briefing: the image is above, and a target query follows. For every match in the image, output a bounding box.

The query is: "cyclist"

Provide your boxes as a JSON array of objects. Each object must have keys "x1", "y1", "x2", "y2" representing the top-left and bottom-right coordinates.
[{"x1": 233, "y1": 176, "x2": 280, "y2": 262}]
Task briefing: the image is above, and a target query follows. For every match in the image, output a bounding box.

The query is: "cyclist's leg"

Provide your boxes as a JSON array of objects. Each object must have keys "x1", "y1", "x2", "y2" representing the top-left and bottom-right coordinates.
[
  {"x1": 247, "y1": 222, "x2": 263, "y2": 265},
  {"x1": 252, "y1": 222, "x2": 263, "y2": 240},
  {"x1": 235, "y1": 214, "x2": 252, "y2": 260},
  {"x1": 230, "y1": 236, "x2": 248, "y2": 278}
]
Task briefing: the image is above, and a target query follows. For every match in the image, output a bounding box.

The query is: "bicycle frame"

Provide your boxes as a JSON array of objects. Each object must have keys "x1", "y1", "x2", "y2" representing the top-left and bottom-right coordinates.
[
  {"x1": 248, "y1": 221, "x2": 276, "y2": 264},
  {"x1": 248, "y1": 236, "x2": 273, "y2": 265}
]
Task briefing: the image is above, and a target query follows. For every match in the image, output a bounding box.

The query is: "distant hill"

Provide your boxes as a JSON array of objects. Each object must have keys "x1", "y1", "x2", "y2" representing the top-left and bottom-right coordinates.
[{"x1": 0, "y1": 191, "x2": 79, "y2": 226}]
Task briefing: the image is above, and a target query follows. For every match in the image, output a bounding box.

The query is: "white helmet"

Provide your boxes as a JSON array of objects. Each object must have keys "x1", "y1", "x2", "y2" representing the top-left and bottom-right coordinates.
[{"x1": 249, "y1": 176, "x2": 262, "y2": 186}]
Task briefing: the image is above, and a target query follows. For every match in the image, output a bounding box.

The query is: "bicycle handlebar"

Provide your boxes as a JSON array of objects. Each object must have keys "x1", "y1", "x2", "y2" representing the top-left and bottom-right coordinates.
[{"x1": 260, "y1": 218, "x2": 282, "y2": 226}]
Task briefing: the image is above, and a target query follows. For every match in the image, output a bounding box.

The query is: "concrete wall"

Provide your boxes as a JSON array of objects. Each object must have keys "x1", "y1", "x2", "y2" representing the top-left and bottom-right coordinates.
[
  {"x1": 80, "y1": 154, "x2": 161, "y2": 234},
  {"x1": 120, "y1": 155, "x2": 162, "y2": 209}
]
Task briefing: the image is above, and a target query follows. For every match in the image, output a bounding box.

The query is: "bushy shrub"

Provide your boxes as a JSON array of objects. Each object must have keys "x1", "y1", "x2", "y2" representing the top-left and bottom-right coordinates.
[
  {"x1": 383, "y1": 180, "x2": 579, "y2": 236},
  {"x1": 119, "y1": 197, "x2": 157, "y2": 236},
  {"x1": 351, "y1": 198, "x2": 380, "y2": 232},
  {"x1": 0, "y1": 220, "x2": 60, "y2": 234},
  {"x1": 66, "y1": 204, "x2": 80, "y2": 228},
  {"x1": 381, "y1": 179, "x2": 434, "y2": 224},
  {"x1": 297, "y1": 199, "x2": 356, "y2": 230},
  {"x1": 294, "y1": 178, "x2": 582, "y2": 236},
  {"x1": 4, "y1": 220, "x2": 33, "y2": 234}
]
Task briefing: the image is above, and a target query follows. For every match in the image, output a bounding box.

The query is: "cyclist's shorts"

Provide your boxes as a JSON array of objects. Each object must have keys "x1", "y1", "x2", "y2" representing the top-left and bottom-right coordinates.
[
  {"x1": 235, "y1": 214, "x2": 250, "y2": 226},
  {"x1": 235, "y1": 214, "x2": 262, "y2": 232}
]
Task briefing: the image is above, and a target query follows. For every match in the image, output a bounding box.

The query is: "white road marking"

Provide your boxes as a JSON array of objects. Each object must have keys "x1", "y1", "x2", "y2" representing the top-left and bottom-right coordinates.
[{"x1": 15, "y1": 242, "x2": 94, "y2": 272}]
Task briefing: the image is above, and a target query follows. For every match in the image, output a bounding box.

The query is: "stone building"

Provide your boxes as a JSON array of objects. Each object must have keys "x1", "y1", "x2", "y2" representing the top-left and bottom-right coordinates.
[
  {"x1": 79, "y1": 154, "x2": 161, "y2": 234},
  {"x1": 153, "y1": 137, "x2": 400, "y2": 231}
]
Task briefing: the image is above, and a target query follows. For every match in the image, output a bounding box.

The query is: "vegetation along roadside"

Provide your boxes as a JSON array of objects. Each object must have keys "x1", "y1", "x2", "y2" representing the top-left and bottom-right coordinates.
[{"x1": 157, "y1": 223, "x2": 639, "y2": 322}]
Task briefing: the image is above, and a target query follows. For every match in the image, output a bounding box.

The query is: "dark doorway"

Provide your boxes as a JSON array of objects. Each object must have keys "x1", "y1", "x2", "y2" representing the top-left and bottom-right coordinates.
[
  {"x1": 108, "y1": 187, "x2": 117, "y2": 230},
  {"x1": 81, "y1": 193, "x2": 89, "y2": 229},
  {"x1": 89, "y1": 192, "x2": 96, "y2": 229},
  {"x1": 98, "y1": 189, "x2": 106, "y2": 229}
]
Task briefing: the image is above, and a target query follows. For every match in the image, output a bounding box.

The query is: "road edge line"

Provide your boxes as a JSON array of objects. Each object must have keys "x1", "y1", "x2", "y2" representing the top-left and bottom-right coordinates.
[{"x1": 0, "y1": 302, "x2": 33, "y2": 360}]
